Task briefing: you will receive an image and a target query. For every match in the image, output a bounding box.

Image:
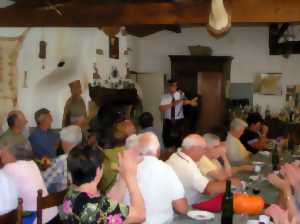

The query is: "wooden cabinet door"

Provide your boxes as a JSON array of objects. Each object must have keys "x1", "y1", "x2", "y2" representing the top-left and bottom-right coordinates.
[{"x1": 198, "y1": 72, "x2": 225, "y2": 133}]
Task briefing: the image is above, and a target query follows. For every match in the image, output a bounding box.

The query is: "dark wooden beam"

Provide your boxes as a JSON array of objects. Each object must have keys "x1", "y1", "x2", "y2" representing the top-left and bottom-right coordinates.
[
  {"x1": 0, "y1": 0, "x2": 300, "y2": 26},
  {"x1": 126, "y1": 25, "x2": 181, "y2": 37}
]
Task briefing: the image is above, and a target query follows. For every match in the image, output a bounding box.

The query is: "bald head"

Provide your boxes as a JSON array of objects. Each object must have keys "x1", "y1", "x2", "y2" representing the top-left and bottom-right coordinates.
[
  {"x1": 181, "y1": 134, "x2": 207, "y2": 161},
  {"x1": 182, "y1": 134, "x2": 207, "y2": 150},
  {"x1": 7, "y1": 110, "x2": 27, "y2": 131}
]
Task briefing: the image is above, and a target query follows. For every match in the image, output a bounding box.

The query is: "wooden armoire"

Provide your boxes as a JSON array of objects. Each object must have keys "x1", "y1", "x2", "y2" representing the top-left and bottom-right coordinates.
[{"x1": 169, "y1": 55, "x2": 233, "y2": 134}]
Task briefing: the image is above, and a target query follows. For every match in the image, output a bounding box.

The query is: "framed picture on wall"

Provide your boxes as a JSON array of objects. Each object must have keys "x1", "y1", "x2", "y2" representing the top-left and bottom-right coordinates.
[
  {"x1": 109, "y1": 36, "x2": 119, "y2": 59},
  {"x1": 253, "y1": 73, "x2": 282, "y2": 96}
]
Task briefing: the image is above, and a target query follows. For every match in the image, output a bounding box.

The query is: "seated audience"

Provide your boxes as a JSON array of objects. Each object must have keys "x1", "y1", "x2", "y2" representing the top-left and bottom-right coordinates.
[
  {"x1": 204, "y1": 133, "x2": 254, "y2": 178},
  {"x1": 138, "y1": 112, "x2": 163, "y2": 147},
  {"x1": 240, "y1": 113, "x2": 269, "y2": 154},
  {"x1": 0, "y1": 169, "x2": 18, "y2": 215},
  {"x1": 267, "y1": 163, "x2": 300, "y2": 224},
  {"x1": 29, "y1": 108, "x2": 59, "y2": 159},
  {"x1": 0, "y1": 145, "x2": 58, "y2": 223},
  {"x1": 198, "y1": 133, "x2": 232, "y2": 181},
  {"x1": 124, "y1": 133, "x2": 188, "y2": 223},
  {"x1": 61, "y1": 145, "x2": 145, "y2": 224},
  {"x1": 226, "y1": 118, "x2": 251, "y2": 164},
  {"x1": 167, "y1": 134, "x2": 242, "y2": 205},
  {"x1": 0, "y1": 110, "x2": 32, "y2": 160},
  {"x1": 42, "y1": 125, "x2": 82, "y2": 193},
  {"x1": 70, "y1": 114, "x2": 88, "y2": 144},
  {"x1": 100, "y1": 119, "x2": 136, "y2": 194}
]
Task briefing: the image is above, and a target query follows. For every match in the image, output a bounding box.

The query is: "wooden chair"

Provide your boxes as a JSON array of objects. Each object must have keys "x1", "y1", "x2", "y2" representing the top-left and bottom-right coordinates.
[
  {"x1": 0, "y1": 198, "x2": 23, "y2": 224},
  {"x1": 36, "y1": 189, "x2": 68, "y2": 224}
]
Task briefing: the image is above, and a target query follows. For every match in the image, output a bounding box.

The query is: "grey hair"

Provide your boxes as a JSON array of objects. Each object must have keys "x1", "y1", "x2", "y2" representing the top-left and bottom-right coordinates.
[
  {"x1": 34, "y1": 108, "x2": 50, "y2": 125},
  {"x1": 125, "y1": 134, "x2": 140, "y2": 149},
  {"x1": 182, "y1": 134, "x2": 207, "y2": 150},
  {"x1": 230, "y1": 118, "x2": 248, "y2": 131},
  {"x1": 139, "y1": 132, "x2": 160, "y2": 155},
  {"x1": 10, "y1": 143, "x2": 34, "y2": 160},
  {"x1": 60, "y1": 125, "x2": 82, "y2": 146},
  {"x1": 203, "y1": 133, "x2": 220, "y2": 148}
]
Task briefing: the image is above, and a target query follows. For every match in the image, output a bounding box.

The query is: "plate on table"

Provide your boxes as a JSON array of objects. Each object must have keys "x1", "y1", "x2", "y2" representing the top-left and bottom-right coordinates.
[
  {"x1": 252, "y1": 161, "x2": 265, "y2": 166},
  {"x1": 247, "y1": 220, "x2": 273, "y2": 224},
  {"x1": 258, "y1": 151, "x2": 271, "y2": 157},
  {"x1": 187, "y1": 210, "x2": 215, "y2": 221},
  {"x1": 249, "y1": 175, "x2": 259, "y2": 181}
]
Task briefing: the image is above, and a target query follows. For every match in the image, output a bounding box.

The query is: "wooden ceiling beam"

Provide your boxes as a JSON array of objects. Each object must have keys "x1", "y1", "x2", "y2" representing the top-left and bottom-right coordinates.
[{"x1": 0, "y1": 0, "x2": 300, "y2": 27}]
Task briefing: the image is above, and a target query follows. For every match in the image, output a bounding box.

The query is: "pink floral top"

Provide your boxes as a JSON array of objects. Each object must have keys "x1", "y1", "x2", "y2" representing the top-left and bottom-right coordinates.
[{"x1": 61, "y1": 187, "x2": 129, "y2": 224}]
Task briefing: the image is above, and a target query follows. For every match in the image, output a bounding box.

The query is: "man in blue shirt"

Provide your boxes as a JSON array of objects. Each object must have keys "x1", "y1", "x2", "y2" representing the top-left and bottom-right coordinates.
[{"x1": 29, "y1": 108, "x2": 59, "y2": 159}]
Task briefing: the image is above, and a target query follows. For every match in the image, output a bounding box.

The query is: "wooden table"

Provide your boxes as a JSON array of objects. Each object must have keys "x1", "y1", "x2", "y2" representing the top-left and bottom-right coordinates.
[{"x1": 172, "y1": 149, "x2": 300, "y2": 224}]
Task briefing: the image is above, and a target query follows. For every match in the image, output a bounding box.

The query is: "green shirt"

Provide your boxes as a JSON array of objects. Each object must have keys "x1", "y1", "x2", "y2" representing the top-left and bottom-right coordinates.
[
  {"x1": 0, "y1": 129, "x2": 33, "y2": 160},
  {"x1": 99, "y1": 146, "x2": 125, "y2": 194},
  {"x1": 62, "y1": 96, "x2": 87, "y2": 127}
]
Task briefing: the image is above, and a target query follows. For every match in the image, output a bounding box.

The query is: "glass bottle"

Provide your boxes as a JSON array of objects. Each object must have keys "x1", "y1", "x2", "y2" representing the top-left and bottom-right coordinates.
[{"x1": 221, "y1": 180, "x2": 234, "y2": 224}]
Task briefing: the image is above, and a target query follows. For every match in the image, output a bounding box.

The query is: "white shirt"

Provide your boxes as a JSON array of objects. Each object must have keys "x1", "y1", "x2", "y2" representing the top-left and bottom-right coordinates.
[
  {"x1": 0, "y1": 170, "x2": 18, "y2": 215},
  {"x1": 124, "y1": 156, "x2": 185, "y2": 224},
  {"x1": 2, "y1": 161, "x2": 58, "y2": 223},
  {"x1": 226, "y1": 133, "x2": 250, "y2": 165},
  {"x1": 166, "y1": 150, "x2": 210, "y2": 205},
  {"x1": 160, "y1": 91, "x2": 184, "y2": 120}
]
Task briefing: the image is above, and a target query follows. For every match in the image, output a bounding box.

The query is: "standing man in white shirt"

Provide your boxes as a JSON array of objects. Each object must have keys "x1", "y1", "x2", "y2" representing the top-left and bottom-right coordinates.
[
  {"x1": 124, "y1": 132, "x2": 188, "y2": 224},
  {"x1": 159, "y1": 79, "x2": 197, "y2": 150}
]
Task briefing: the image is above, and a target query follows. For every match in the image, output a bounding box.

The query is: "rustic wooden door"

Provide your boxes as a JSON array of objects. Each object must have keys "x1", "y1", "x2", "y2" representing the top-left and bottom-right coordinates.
[{"x1": 198, "y1": 72, "x2": 225, "y2": 133}]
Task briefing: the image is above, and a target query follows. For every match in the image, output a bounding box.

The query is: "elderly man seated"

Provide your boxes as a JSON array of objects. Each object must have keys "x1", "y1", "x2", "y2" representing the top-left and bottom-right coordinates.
[
  {"x1": 197, "y1": 133, "x2": 232, "y2": 181},
  {"x1": 0, "y1": 145, "x2": 58, "y2": 223},
  {"x1": 0, "y1": 110, "x2": 32, "y2": 160},
  {"x1": 29, "y1": 108, "x2": 59, "y2": 159},
  {"x1": 42, "y1": 125, "x2": 82, "y2": 193},
  {"x1": 226, "y1": 118, "x2": 251, "y2": 164},
  {"x1": 0, "y1": 169, "x2": 18, "y2": 215},
  {"x1": 200, "y1": 133, "x2": 254, "y2": 181},
  {"x1": 123, "y1": 132, "x2": 188, "y2": 224},
  {"x1": 167, "y1": 134, "x2": 242, "y2": 205}
]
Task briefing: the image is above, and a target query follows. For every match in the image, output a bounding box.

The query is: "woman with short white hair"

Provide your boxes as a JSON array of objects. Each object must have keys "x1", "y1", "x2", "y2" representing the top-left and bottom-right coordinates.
[{"x1": 42, "y1": 125, "x2": 82, "y2": 193}]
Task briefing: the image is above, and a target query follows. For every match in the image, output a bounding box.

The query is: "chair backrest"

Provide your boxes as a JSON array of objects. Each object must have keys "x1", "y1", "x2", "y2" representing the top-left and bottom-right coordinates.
[
  {"x1": 0, "y1": 198, "x2": 23, "y2": 224},
  {"x1": 36, "y1": 189, "x2": 68, "y2": 224}
]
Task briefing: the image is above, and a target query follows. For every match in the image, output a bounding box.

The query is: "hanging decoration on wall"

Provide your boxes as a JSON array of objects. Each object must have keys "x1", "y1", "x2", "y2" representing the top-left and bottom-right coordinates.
[
  {"x1": 207, "y1": 0, "x2": 232, "y2": 37},
  {"x1": 124, "y1": 47, "x2": 132, "y2": 56},
  {"x1": 23, "y1": 71, "x2": 28, "y2": 88},
  {"x1": 0, "y1": 28, "x2": 29, "y2": 125},
  {"x1": 39, "y1": 40, "x2": 47, "y2": 59},
  {"x1": 39, "y1": 29, "x2": 47, "y2": 69},
  {"x1": 96, "y1": 49, "x2": 104, "y2": 55},
  {"x1": 57, "y1": 60, "x2": 65, "y2": 67},
  {"x1": 109, "y1": 36, "x2": 119, "y2": 59}
]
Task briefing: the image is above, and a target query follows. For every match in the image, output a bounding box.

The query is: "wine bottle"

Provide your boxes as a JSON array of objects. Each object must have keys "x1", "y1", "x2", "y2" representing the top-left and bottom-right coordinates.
[
  {"x1": 221, "y1": 180, "x2": 234, "y2": 224},
  {"x1": 272, "y1": 143, "x2": 280, "y2": 171}
]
